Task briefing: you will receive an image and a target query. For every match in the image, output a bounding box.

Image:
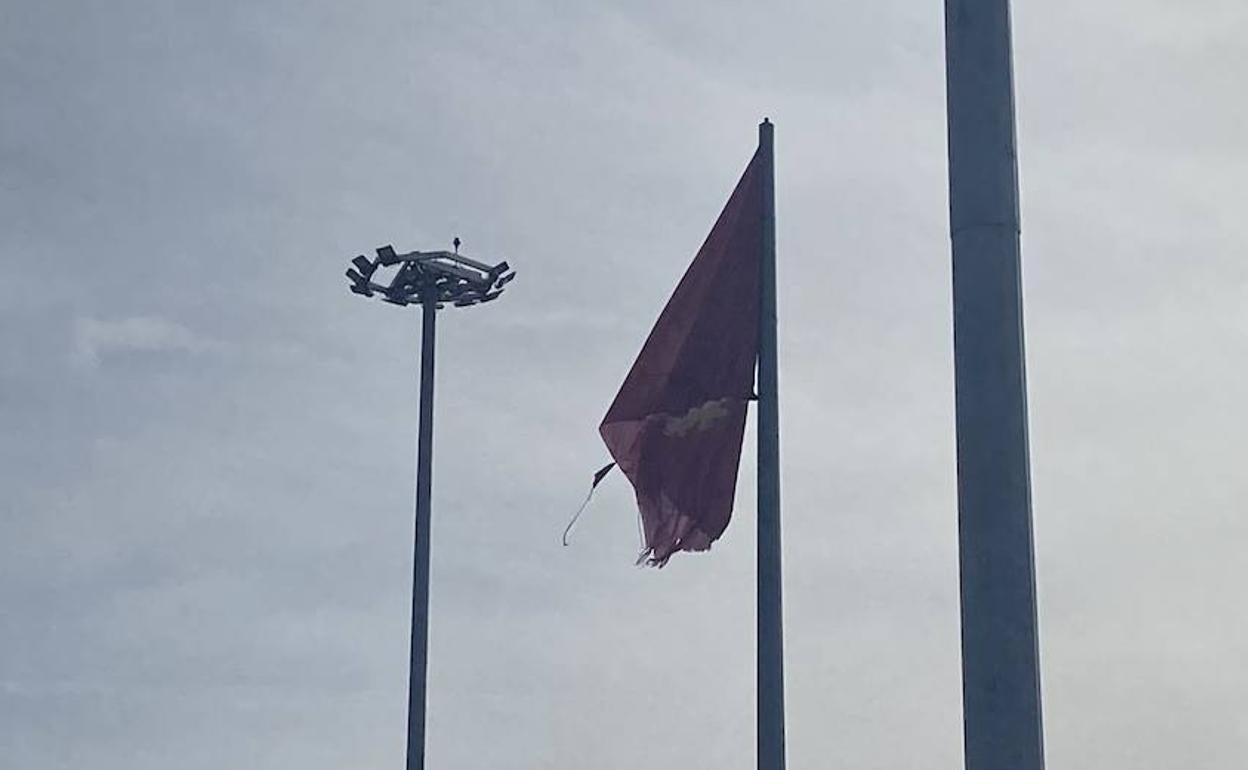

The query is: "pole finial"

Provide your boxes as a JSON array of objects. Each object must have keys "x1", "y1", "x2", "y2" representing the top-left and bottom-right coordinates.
[{"x1": 452, "y1": 236, "x2": 461, "y2": 254}]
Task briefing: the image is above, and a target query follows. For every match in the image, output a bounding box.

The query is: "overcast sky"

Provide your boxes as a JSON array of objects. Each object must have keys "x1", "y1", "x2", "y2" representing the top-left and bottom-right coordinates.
[{"x1": 3, "y1": 1, "x2": 1246, "y2": 768}]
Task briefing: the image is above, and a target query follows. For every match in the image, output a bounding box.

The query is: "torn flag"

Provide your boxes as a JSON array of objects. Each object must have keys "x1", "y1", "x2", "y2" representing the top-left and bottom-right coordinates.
[{"x1": 600, "y1": 152, "x2": 764, "y2": 566}]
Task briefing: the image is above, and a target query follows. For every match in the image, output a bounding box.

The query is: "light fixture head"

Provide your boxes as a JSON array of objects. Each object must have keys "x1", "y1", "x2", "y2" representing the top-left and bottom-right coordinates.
[
  {"x1": 346, "y1": 241, "x2": 515, "y2": 309},
  {"x1": 351, "y1": 255, "x2": 377, "y2": 278},
  {"x1": 376, "y1": 245, "x2": 402, "y2": 266}
]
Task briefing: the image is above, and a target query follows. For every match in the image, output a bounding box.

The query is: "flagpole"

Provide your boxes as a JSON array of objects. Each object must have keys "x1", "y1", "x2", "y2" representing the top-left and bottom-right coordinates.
[
  {"x1": 756, "y1": 117, "x2": 785, "y2": 770},
  {"x1": 943, "y1": 2, "x2": 1045, "y2": 770}
]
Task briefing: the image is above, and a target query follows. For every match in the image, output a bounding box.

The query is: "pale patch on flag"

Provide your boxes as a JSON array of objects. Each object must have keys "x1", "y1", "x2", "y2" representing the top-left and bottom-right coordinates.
[{"x1": 662, "y1": 398, "x2": 733, "y2": 438}]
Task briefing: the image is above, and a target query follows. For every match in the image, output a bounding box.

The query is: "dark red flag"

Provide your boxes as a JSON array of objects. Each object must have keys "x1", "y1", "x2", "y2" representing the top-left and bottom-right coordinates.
[{"x1": 600, "y1": 152, "x2": 763, "y2": 566}]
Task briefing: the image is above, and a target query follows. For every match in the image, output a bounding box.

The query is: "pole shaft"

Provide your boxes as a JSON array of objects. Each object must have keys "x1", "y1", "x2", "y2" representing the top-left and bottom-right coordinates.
[
  {"x1": 756, "y1": 118, "x2": 785, "y2": 770},
  {"x1": 406, "y1": 298, "x2": 437, "y2": 770},
  {"x1": 943, "y1": 2, "x2": 1045, "y2": 770}
]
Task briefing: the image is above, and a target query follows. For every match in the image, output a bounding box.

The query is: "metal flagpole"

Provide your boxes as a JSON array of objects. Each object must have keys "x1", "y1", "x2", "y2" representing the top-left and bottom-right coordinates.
[
  {"x1": 407, "y1": 295, "x2": 437, "y2": 770},
  {"x1": 756, "y1": 117, "x2": 786, "y2": 770},
  {"x1": 943, "y1": 2, "x2": 1045, "y2": 770}
]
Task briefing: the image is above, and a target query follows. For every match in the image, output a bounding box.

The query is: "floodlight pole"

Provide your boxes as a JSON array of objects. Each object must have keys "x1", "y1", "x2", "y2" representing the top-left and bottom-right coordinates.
[
  {"x1": 406, "y1": 294, "x2": 436, "y2": 770},
  {"x1": 345, "y1": 242, "x2": 513, "y2": 770}
]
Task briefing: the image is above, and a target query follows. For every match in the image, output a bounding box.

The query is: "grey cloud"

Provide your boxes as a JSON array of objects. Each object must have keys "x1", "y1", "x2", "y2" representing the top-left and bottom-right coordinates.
[{"x1": 73, "y1": 316, "x2": 223, "y2": 365}]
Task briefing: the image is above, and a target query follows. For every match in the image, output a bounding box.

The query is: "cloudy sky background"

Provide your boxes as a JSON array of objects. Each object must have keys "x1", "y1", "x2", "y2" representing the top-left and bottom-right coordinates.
[{"x1": 3, "y1": 1, "x2": 1246, "y2": 768}]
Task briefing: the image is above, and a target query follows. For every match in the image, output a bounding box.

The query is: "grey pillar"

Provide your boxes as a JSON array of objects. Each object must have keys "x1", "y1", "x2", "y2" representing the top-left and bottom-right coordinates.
[{"x1": 944, "y1": 2, "x2": 1045, "y2": 770}]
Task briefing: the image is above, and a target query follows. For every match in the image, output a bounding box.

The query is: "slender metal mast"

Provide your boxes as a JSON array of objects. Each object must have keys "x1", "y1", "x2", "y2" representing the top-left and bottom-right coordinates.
[
  {"x1": 756, "y1": 117, "x2": 786, "y2": 770},
  {"x1": 943, "y1": 2, "x2": 1045, "y2": 769},
  {"x1": 406, "y1": 296, "x2": 437, "y2": 770}
]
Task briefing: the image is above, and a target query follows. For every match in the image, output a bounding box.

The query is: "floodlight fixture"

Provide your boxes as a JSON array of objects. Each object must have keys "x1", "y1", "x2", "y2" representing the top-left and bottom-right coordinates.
[{"x1": 346, "y1": 240, "x2": 516, "y2": 310}]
